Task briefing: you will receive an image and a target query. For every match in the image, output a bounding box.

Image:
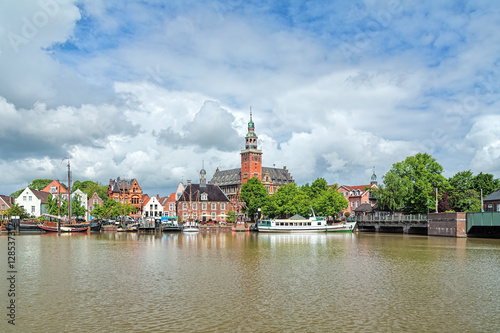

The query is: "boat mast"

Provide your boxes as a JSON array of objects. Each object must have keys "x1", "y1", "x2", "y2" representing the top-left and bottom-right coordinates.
[{"x1": 67, "y1": 159, "x2": 71, "y2": 223}]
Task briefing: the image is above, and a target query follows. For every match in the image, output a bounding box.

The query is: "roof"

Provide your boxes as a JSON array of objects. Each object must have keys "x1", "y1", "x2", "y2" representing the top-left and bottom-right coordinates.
[
  {"x1": 178, "y1": 184, "x2": 230, "y2": 202},
  {"x1": 210, "y1": 168, "x2": 241, "y2": 186},
  {"x1": 0, "y1": 195, "x2": 14, "y2": 206},
  {"x1": 109, "y1": 177, "x2": 140, "y2": 193},
  {"x1": 484, "y1": 189, "x2": 500, "y2": 201},
  {"x1": 210, "y1": 166, "x2": 294, "y2": 187},
  {"x1": 262, "y1": 167, "x2": 294, "y2": 185},
  {"x1": 354, "y1": 203, "x2": 375, "y2": 213},
  {"x1": 32, "y1": 189, "x2": 50, "y2": 204}
]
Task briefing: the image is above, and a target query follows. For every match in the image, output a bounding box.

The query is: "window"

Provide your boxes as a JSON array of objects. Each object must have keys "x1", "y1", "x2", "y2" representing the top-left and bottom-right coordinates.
[
  {"x1": 201, "y1": 193, "x2": 208, "y2": 201},
  {"x1": 93, "y1": 199, "x2": 98, "y2": 204},
  {"x1": 31, "y1": 206, "x2": 35, "y2": 213},
  {"x1": 192, "y1": 203, "x2": 197, "y2": 210},
  {"x1": 154, "y1": 204, "x2": 158, "y2": 210},
  {"x1": 221, "y1": 203, "x2": 225, "y2": 210},
  {"x1": 202, "y1": 203, "x2": 207, "y2": 210},
  {"x1": 487, "y1": 204, "x2": 493, "y2": 212},
  {"x1": 1, "y1": 204, "x2": 5, "y2": 210},
  {"x1": 211, "y1": 212, "x2": 216, "y2": 220},
  {"x1": 497, "y1": 204, "x2": 500, "y2": 212},
  {"x1": 345, "y1": 192, "x2": 348, "y2": 196},
  {"x1": 211, "y1": 203, "x2": 216, "y2": 210},
  {"x1": 169, "y1": 204, "x2": 174, "y2": 210},
  {"x1": 23, "y1": 196, "x2": 26, "y2": 201},
  {"x1": 351, "y1": 201, "x2": 354, "y2": 208},
  {"x1": 183, "y1": 203, "x2": 187, "y2": 209}
]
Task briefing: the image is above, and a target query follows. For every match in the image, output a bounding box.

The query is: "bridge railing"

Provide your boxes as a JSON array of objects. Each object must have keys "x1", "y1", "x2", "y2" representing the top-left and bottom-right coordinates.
[{"x1": 355, "y1": 214, "x2": 428, "y2": 222}]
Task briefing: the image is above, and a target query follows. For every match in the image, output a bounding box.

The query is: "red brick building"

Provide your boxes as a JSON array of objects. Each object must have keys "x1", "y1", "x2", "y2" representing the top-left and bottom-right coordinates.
[
  {"x1": 337, "y1": 172, "x2": 378, "y2": 218},
  {"x1": 177, "y1": 169, "x2": 231, "y2": 223},
  {"x1": 210, "y1": 111, "x2": 294, "y2": 201},
  {"x1": 107, "y1": 177, "x2": 143, "y2": 217}
]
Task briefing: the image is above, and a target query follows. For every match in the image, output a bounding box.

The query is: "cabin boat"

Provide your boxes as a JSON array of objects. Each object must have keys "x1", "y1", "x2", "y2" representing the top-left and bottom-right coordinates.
[
  {"x1": 182, "y1": 221, "x2": 200, "y2": 232},
  {"x1": 162, "y1": 217, "x2": 182, "y2": 232},
  {"x1": 257, "y1": 215, "x2": 356, "y2": 233}
]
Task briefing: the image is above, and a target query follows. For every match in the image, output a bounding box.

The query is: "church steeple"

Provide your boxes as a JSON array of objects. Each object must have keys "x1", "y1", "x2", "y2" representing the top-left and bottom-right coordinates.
[{"x1": 200, "y1": 160, "x2": 207, "y2": 187}]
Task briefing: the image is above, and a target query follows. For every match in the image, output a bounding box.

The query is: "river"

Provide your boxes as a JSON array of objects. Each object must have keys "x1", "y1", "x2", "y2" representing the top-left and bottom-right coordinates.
[{"x1": 1, "y1": 230, "x2": 500, "y2": 332}]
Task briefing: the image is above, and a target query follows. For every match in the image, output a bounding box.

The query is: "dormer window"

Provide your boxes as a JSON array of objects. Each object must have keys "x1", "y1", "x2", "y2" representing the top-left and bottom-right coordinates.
[
  {"x1": 201, "y1": 193, "x2": 208, "y2": 201},
  {"x1": 50, "y1": 185, "x2": 57, "y2": 193}
]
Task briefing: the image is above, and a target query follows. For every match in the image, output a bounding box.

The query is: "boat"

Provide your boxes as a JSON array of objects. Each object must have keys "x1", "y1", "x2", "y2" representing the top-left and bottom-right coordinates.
[
  {"x1": 231, "y1": 220, "x2": 249, "y2": 232},
  {"x1": 325, "y1": 221, "x2": 357, "y2": 232},
  {"x1": 182, "y1": 221, "x2": 200, "y2": 232},
  {"x1": 257, "y1": 214, "x2": 356, "y2": 233},
  {"x1": 38, "y1": 221, "x2": 88, "y2": 233},
  {"x1": 5, "y1": 219, "x2": 43, "y2": 232},
  {"x1": 162, "y1": 217, "x2": 182, "y2": 232}
]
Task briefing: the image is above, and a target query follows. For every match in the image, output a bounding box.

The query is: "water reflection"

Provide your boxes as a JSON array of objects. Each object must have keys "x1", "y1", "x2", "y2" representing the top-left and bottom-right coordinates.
[{"x1": 0, "y1": 231, "x2": 499, "y2": 332}]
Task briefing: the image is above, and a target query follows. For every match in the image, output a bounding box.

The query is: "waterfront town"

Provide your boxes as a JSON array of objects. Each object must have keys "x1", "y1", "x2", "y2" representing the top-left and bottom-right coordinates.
[{"x1": 1, "y1": 113, "x2": 500, "y2": 237}]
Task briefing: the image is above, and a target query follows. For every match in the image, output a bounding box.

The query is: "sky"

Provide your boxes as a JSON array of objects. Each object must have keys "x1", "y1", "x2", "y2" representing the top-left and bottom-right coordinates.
[{"x1": 1, "y1": 0, "x2": 500, "y2": 197}]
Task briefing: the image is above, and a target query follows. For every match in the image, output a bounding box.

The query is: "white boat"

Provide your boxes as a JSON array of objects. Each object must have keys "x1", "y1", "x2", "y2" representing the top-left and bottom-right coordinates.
[
  {"x1": 257, "y1": 215, "x2": 356, "y2": 233},
  {"x1": 182, "y1": 221, "x2": 200, "y2": 232}
]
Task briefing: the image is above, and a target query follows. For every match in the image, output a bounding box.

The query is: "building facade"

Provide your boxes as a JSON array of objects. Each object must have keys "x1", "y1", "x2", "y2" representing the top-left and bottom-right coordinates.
[
  {"x1": 337, "y1": 172, "x2": 378, "y2": 218},
  {"x1": 210, "y1": 111, "x2": 294, "y2": 201},
  {"x1": 177, "y1": 169, "x2": 231, "y2": 223},
  {"x1": 143, "y1": 195, "x2": 164, "y2": 218},
  {"x1": 41, "y1": 179, "x2": 69, "y2": 200},
  {"x1": 0, "y1": 195, "x2": 14, "y2": 219},
  {"x1": 107, "y1": 177, "x2": 143, "y2": 217},
  {"x1": 15, "y1": 187, "x2": 49, "y2": 217},
  {"x1": 88, "y1": 192, "x2": 104, "y2": 220}
]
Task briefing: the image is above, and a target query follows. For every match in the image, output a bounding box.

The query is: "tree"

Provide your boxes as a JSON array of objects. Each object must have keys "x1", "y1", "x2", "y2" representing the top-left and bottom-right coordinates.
[
  {"x1": 268, "y1": 183, "x2": 301, "y2": 218},
  {"x1": 91, "y1": 199, "x2": 117, "y2": 219},
  {"x1": 382, "y1": 153, "x2": 449, "y2": 214},
  {"x1": 312, "y1": 185, "x2": 349, "y2": 219},
  {"x1": 73, "y1": 180, "x2": 108, "y2": 200},
  {"x1": 472, "y1": 172, "x2": 500, "y2": 197},
  {"x1": 28, "y1": 179, "x2": 53, "y2": 191},
  {"x1": 226, "y1": 210, "x2": 237, "y2": 223},
  {"x1": 4, "y1": 203, "x2": 30, "y2": 219},
  {"x1": 240, "y1": 177, "x2": 270, "y2": 221}
]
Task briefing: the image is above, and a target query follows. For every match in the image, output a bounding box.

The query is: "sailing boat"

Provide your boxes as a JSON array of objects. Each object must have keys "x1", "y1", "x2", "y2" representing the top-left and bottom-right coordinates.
[{"x1": 182, "y1": 185, "x2": 199, "y2": 232}]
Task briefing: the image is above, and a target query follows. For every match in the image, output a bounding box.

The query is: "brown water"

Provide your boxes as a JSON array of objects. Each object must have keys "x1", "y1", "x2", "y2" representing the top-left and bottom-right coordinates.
[{"x1": 1, "y1": 231, "x2": 500, "y2": 332}]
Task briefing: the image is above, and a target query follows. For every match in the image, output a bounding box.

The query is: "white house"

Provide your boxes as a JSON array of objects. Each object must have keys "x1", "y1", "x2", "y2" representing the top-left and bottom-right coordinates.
[
  {"x1": 72, "y1": 189, "x2": 88, "y2": 220},
  {"x1": 143, "y1": 196, "x2": 164, "y2": 218},
  {"x1": 15, "y1": 187, "x2": 49, "y2": 217}
]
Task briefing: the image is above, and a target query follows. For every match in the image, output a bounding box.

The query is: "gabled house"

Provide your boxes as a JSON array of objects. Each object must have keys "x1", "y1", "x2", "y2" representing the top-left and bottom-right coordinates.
[
  {"x1": 177, "y1": 168, "x2": 231, "y2": 223},
  {"x1": 88, "y1": 192, "x2": 103, "y2": 220},
  {"x1": 143, "y1": 195, "x2": 164, "y2": 218},
  {"x1": 160, "y1": 193, "x2": 177, "y2": 217},
  {"x1": 41, "y1": 180, "x2": 69, "y2": 200},
  {"x1": 72, "y1": 189, "x2": 88, "y2": 220},
  {"x1": 1, "y1": 195, "x2": 14, "y2": 219},
  {"x1": 336, "y1": 172, "x2": 378, "y2": 218},
  {"x1": 15, "y1": 187, "x2": 50, "y2": 217},
  {"x1": 108, "y1": 177, "x2": 143, "y2": 217}
]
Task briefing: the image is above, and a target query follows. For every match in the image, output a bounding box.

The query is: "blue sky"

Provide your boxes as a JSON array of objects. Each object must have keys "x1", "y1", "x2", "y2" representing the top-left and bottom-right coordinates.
[{"x1": 1, "y1": 0, "x2": 500, "y2": 197}]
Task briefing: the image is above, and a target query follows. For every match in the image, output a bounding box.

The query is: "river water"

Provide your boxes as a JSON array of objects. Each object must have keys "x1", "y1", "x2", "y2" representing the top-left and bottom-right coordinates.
[{"x1": 1, "y1": 230, "x2": 500, "y2": 332}]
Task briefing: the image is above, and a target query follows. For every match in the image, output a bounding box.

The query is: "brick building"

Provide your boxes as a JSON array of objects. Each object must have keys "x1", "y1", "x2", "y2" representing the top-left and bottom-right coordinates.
[
  {"x1": 484, "y1": 189, "x2": 500, "y2": 212},
  {"x1": 107, "y1": 177, "x2": 143, "y2": 217},
  {"x1": 337, "y1": 171, "x2": 378, "y2": 218},
  {"x1": 178, "y1": 168, "x2": 231, "y2": 223},
  {"x1": 210, "y1": 111, "x2": 294, "y2": 201}
]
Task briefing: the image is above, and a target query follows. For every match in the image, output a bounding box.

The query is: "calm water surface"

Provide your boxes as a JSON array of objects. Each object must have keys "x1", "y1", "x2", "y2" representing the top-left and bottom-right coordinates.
[{"x1": 1, "y1": 230, "x2": 500, "y2": 332}]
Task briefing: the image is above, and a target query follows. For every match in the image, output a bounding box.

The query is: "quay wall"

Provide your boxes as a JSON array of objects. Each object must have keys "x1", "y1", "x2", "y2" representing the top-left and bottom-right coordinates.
[{"x1": 428, "y1": 212, "x2": 466, "y2": 237}]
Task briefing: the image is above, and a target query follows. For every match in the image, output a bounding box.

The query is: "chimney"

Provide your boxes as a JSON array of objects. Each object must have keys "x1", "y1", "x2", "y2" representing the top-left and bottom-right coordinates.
[
  {"x1": 187, "y1": 180, "x2": 191, "y2": 186},
  {"x1": 283, "y1": 166, "x2": 287, "y2": 170}
]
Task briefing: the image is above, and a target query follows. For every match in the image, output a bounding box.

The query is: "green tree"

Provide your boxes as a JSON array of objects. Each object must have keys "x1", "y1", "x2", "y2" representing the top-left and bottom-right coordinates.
[
  {"x1": 91, "y1": 199, "x2": 117, "y2": 219},
  {"x1": 28, "y1": 179, "x2": 53, "y2": 191},
  {"x1": 73, "y1": 180, "x2": 108, "y2": 200},
  {"x1": 448, "y1": 170, "x2": 474, "y2": 192},
  {"x1": 4, "y1": 203, "x2": 30, "y2": 219},
  {"x1": 472, "y1": 172, "x2": 500, "y2": 197},
  {"x1": 226, "y1": 210, "x2": 237, "y2": 223},
  {"x1": 269, "y1": 183, "x2": 301, "y2": 218},
  {"x1": 240, "y1": 177, "x2": 270, "y2": 221},
  {"x1": 382, "y1": 153, "x2": 449, "y2": 214},
  {"x1": 312, "y1": 185, "x2": 349, "y2": 218}
]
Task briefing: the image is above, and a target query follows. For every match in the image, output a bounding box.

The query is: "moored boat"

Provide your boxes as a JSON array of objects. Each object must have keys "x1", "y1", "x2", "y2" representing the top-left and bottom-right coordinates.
[
  {"x1": 162, "y1": 217, "x2": 182, "y2": 231},
  {"x1": 257, "y1": 215, "x2": 356, "y2": 233},
  {"x1": 38, "y1": 221, "x2": 88, "y2": 233},
  {"x1": 182, "y1": 221, "x2": 200, "y2": 232}
]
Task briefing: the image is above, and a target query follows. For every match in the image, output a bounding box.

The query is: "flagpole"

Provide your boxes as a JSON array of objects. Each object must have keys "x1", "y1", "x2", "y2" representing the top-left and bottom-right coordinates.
[{"x1": 435, "y1": 188, "x2": 438, "y2": 213}]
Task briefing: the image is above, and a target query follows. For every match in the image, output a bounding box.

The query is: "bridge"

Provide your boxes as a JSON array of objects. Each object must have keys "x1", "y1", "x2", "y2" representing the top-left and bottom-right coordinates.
[
  {"x1": 355, "y1": 212, "x2": 500, "y2": 237},
  {"x1": 355, "y1": 214, "x2": 428, "y2": 234}
]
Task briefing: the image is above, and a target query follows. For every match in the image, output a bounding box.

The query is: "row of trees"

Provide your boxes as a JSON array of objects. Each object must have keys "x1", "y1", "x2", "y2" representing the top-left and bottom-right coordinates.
[
  {"x1": 375, "y1": 153, "x2": 500, "y2": 214},
  {"x1": 240, "y1": 177, "x2": 349, "y2": 221}
]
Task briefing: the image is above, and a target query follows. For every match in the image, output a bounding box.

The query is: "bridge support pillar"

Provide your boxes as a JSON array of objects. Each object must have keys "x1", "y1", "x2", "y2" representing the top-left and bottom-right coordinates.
[{"x1": 403, "y1": 225, "x2": 410, "y2": 234}]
